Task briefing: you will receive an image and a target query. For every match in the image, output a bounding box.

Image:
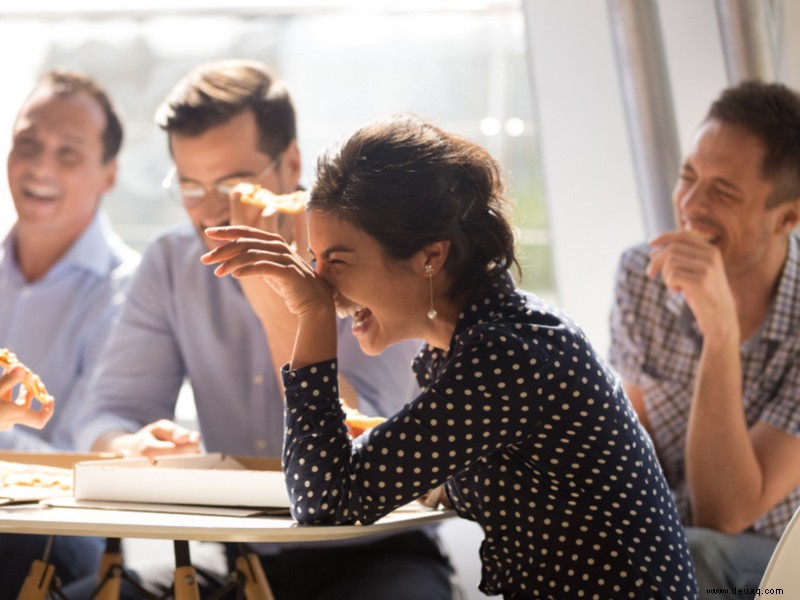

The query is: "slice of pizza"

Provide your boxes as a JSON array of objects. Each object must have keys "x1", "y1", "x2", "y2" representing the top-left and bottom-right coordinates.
[
  {"x1": 342, "y1": 405, "x2": 387, "y2": 438},
  {"x1": 0, "y1": 348, "x2": 54, "y2": 411},
  {"x1": 236, "y1": 184, "x2": 306, "y2": 217}
]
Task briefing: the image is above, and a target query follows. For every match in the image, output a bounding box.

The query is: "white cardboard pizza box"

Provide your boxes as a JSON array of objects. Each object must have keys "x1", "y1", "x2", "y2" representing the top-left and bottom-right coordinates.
[
  {"x1": 0, "y1": 451, "x2": 120, "y2": 505},
  {"x1": 73, "y1": 453, "x2": 290, "y2": 509}
]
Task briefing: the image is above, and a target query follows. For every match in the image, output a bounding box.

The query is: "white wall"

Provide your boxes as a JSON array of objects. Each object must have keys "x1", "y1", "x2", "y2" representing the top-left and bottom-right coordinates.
[
  {"x1": 521, "y1": 0, "x2": 736, "y2": 358},
  {"x1": 521, "y1": 0, "x2": 644, "y2": 355}
]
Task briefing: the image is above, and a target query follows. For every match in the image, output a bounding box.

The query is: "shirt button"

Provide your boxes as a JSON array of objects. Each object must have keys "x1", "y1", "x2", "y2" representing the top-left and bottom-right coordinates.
[
  {"x1": 255, "y1": 439, "x2": 267, "y2": 450},
  {"x1": 252, "y1": 375, "x2": 264, "y2": 385}
]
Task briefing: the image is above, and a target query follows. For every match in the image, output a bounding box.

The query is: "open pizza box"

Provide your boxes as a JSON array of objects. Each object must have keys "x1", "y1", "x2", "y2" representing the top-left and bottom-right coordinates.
[
  {"x1": 71, "y1": 453, "x2": 290, "y2": 515},
  {"x1": 0, "y1": 450, "x2": 119, "y2": 504}
]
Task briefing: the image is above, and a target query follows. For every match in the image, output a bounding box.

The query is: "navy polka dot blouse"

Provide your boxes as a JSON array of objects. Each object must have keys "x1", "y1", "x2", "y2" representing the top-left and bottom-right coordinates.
[{"x1": 282, "y1": 274, "x2": 698, "y2": 599}]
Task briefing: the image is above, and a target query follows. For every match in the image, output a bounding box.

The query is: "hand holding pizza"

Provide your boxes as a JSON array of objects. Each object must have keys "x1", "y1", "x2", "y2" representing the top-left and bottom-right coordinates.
[{"x1": 0, "y1": 349, "x2": 54, "y2": 431}]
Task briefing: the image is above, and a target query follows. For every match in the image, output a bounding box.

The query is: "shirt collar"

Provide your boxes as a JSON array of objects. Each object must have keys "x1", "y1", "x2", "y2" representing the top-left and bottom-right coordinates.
[
  {"x1": 451, "y1": 271, "x2": 521, "y2": 339},
  {"x1": 1, "y1": 211, "x2": 117, "y2": 281},
  {"x1": 413, "y1": 271, "x2": 522, "y2": 379}
]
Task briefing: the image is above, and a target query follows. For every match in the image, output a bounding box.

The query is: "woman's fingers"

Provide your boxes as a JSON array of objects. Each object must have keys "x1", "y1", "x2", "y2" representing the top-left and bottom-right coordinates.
[
  {"x1": 229, "y1": 260, "x2": 312, "y2": 282},
  {"x1": 201, "y1": 226, "x2": 313, "y2": 282},
  {"x1": 206, "y1": 245, "x2": 305, "y2": 279},
  {"x1": 201, "y1": 235, "x2": 290, "y2": 265},
  {"x1": 205, "y1": 224, "x2": 283, "y2": 243}
]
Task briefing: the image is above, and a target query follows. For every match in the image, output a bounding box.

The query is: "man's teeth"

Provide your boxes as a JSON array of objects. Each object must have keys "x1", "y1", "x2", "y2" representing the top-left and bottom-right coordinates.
[{"x1": 24, "y1": 183, "x2": 58, "y2": 199}]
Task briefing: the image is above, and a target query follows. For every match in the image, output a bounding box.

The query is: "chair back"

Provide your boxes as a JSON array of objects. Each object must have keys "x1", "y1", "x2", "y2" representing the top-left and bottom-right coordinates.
[{"x1": 759, "y1": 505, "x2": 800, "y2": 591}]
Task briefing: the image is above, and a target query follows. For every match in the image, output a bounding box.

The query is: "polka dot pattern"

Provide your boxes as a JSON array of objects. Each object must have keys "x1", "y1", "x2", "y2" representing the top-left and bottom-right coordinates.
[{"x1": 283, "y1": 274, "x2": 697, "y2": 599}]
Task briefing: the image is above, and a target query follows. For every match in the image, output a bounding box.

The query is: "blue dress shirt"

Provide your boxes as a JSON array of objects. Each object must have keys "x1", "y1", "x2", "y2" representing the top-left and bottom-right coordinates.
[
  {"x1": 0, "y1": 211, "x2": 140, "y2": 450},
  {"x1": 75, "y1": 222, "x2": 421, "y2": 457}
]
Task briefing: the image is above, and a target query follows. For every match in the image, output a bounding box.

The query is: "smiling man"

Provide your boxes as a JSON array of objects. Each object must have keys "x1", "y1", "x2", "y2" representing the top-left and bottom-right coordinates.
[
  {"x1": 610, "y1": 81, "x2": 800, "y2": 599},
  {"x1": 0, "y1": 70, "x2": 139, "y2": 596}
]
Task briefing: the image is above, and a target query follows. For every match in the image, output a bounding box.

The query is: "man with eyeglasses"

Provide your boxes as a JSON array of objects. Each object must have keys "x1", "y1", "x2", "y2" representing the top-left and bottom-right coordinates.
[
  {"x1": 70, "y1": 59, "x2": 456, "y2": 600},
  {"x1": 0, "y1": 70, "x2": 140, "y2": 595}
]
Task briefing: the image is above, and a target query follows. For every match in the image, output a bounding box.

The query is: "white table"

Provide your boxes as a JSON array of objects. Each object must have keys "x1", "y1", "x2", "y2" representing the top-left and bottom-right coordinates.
[{"x1": 0, "y1": 501, "x2": 454, "y2": 600}]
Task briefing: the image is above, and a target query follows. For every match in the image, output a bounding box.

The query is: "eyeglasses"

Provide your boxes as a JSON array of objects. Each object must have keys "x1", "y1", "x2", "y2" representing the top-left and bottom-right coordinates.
[{"x1": 161, "y1": 157, "x2": 281, "y2": 209}]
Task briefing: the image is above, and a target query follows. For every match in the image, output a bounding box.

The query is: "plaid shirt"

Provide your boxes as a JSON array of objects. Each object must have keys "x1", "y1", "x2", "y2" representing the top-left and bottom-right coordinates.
[{"x1": 609, "y1": 235, "x2": 800, "y2": 539}]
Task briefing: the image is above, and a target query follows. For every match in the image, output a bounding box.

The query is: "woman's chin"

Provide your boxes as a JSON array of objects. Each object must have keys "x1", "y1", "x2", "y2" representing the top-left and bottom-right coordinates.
[
  {"x1": 356, "y1": 336, "x2": 387, "y2": 356},
  {"x1": 351, "y1": 312, "x2": 396, "y2": 355},
  {"x1": 354, "y1": 329, "x2": 390, "y2": 356}
]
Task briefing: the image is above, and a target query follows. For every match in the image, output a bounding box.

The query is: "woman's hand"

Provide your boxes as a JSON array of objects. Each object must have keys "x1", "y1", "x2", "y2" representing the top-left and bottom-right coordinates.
[
  {"x1": 201, "y1": 225, "x2": 334, "y2": 319},
  {"x1": 203, "y1": 225, "x2": 339, "y2": 370},
  {"x1": 0, "y1": 367, "x2": 53, "y2": 431}
]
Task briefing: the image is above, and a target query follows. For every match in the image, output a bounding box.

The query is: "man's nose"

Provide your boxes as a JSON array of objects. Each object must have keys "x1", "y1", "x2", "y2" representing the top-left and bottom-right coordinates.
[
  {"x1": 26, "y1": 150, "x2": 57, "y2": 175},
  {"x1": 198, "y1": 190, "x2": 230, "y2": 219},
  {"x1": 678, "y1": 184, "x2": 708, "y2": 213}
]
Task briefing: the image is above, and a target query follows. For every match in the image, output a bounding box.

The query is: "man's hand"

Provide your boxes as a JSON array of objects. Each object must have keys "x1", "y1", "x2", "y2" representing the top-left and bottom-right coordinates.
[
  {"x1": 103, "y1": 419, "x2": 201, "y2": 460},
  {"x1": 647, "y1": 230, "x2": 739, "y2": 342},
  {"x1": 0, "y1": 366, "x2": 53, "y2": 431}
]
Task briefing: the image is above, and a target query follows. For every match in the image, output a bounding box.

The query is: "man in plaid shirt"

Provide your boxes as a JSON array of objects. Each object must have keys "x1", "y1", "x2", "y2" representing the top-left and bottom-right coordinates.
[{"x1": 610, "y1": 81, "x2": 800, "y2": 599}]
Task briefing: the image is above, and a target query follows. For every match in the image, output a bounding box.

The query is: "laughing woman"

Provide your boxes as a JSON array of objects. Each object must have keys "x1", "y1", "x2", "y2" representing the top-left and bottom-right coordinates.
[{"x1": 203, "y1": 115, "x2": 698, "y2": 600}]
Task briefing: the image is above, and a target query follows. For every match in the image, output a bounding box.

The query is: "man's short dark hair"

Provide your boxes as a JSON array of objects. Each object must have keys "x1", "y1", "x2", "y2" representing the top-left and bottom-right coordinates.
[
  {"x1": 155, "y1": 59, "x2": 296, "y2": 159},
  {"x1": 27, "y1": 69, "x2": 124, "y2": 164},
  {"x1": 706, "y1": 80, "x2": 800, "y2": 207}
]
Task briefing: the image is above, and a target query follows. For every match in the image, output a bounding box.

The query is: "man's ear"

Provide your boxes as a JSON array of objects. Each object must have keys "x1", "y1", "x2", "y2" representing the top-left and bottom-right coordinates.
[
  {"x1": 100, "y1": 159, "x2": 117, "y2": 196},
  {"x1": 776, "y1": 198, "x2": 800, "y2": 235},
  {"x1": 278, "y1": 140, "x2": 302, "y2": 192}
]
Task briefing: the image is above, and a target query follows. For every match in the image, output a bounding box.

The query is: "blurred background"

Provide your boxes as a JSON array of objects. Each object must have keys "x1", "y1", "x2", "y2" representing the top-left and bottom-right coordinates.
[
  {"x1": 0, "y1": 2, "x2": 551, "y2": 293},
  {"x1": 0, "y1": 1, "x2": 798, "y2": 598}
]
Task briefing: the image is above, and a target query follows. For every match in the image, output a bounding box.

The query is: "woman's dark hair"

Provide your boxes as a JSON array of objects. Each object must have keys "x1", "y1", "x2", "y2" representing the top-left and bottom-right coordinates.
[
  {"x1": 706, "y1": 80, "x2": 800, "y2": 208},
  {"x1": 155, "y1": 59, "x2": 295, "y2": 159},
  {"x1": 309, "y1": 114, "x2": 518, "y2": 301}
]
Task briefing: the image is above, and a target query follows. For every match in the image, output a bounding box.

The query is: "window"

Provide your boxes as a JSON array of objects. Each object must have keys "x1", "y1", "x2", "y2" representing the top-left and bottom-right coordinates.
[{"x1": 0, "y1": 2, "x2": 554, "y2": 298}]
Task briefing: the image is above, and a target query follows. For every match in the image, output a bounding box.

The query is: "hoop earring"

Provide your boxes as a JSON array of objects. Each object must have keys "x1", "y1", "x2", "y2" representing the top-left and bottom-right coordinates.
[{"x1": 425, "y1": 264, "x2": 437, "y2": 320}]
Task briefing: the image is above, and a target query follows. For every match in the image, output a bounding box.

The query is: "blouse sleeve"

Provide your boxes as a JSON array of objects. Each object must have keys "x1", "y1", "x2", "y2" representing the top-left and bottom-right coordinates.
[{"x1": 282, "y1": 326, "x2": 551, "y2": 525}]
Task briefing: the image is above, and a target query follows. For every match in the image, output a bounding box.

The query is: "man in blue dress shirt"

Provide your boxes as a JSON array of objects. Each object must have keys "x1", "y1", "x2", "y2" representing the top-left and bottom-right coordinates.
[
  {"x1": 72, "y1": 59, "x2": 455, "y2": 600},
  {"x1": 0, "y1": 70, "x2": 140, "y2": 597}
]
